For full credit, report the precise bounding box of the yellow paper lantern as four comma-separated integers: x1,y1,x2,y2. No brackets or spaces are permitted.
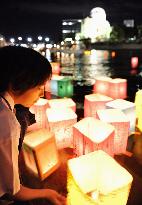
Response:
23,128,60,180
134,89,142,131
67,150,133,205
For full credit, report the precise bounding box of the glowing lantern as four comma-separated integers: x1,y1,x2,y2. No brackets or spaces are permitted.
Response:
131,57,138,69
44,80,51,100
96,109,130,154
93,76,111,96
134,89,142,131
58,77,73,98
67,150,133,205
84,93,113,118
73,117,115,157
50,75,65,96
48,98,76,112
23,129,60,180
106,99,136,134
50,62,61,75
111,51,116,58
109,78,127,99
28,98,49,132
46,108,77,149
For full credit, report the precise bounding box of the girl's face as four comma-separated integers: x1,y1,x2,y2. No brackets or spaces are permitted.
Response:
14,84,45,107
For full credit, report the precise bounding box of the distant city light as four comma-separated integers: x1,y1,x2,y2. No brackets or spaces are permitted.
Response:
45,37,49,42
27,37,32,42
38,36,43,41
18,37,22,41
10,38,15,43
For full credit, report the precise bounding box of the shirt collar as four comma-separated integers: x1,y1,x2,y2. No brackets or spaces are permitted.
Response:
3,92,15,111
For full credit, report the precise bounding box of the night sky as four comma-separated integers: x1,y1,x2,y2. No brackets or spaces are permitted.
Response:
1,0,142,42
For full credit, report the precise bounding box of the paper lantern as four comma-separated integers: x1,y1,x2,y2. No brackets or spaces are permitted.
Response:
58,77,73,98
50,62,61,75
48,98,76,112
67,150,133,205
93,76,111,96
96,109,130,154
46,108,77,149
50,75,65,96
109,78,127,99
84,93,113,118
106,99,136,134
131,57,138,69
73,117,115,157
23,129,60,180
28,98,49,132
44,80,51,100
134,89,142,131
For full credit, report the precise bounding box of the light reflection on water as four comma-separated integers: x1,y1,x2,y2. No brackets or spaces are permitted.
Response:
60,49,142,102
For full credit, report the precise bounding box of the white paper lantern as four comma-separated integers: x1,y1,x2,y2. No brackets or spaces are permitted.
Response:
106,99,136,134
46,108,77,149
67,150,133,205
23,129,60,180
96,109,130,154
48,98,76,112
84,93,113,118
73,117,115,157
28,98,49,132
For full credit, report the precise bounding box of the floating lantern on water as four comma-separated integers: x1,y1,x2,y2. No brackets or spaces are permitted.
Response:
93,76,111,96
28,98,49,132
109,78,127,99
73,117,115,157
67,150,133,205
106,99,136,134
131,57,138,69
23,129,60,180
134,89,142,131
96,109,130,154
58,77,74,98
46,108,77,149
48,98,76,112
50,62,61,75
84,93,113,118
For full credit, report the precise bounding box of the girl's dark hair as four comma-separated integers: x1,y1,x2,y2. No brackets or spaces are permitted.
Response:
0,45,52,94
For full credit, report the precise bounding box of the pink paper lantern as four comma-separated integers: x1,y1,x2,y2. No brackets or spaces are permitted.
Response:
46,108,77,149
23,129,60,180
109,78,127,99
48,98,76,112
50,62,61,75
131,57,138,69
106,99,136,134
44,80,51,100
73,117,115,157
28,98,49,132
84,93,113,118
96,109,130,154
93,76,111,96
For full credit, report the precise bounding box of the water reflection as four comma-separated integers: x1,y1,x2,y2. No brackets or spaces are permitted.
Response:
59,49,142,101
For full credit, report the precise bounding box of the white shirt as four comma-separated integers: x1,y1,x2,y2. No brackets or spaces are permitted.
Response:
0,92,20,197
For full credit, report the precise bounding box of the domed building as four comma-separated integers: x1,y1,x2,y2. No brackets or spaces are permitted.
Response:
77,7,112,42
